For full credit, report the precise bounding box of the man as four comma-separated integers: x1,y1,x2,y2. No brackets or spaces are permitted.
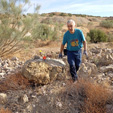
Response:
59,19,87,82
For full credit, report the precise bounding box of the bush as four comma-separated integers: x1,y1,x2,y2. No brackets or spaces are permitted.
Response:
100,20,113,28
87,29,108,43
68,13,72,17
60,79,113,113
0,72,29,92
0,0,40,57
40,13,47,16
49,13,56,17
0,108,12,113
41,18,53,24
59,13,67,16
31,23,62,41
32,24,50,40
107,33,113,42
86,36,91,42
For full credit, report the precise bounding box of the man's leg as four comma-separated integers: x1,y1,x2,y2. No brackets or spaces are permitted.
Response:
69,65,78,81
75,49,82,73
67,51,78,82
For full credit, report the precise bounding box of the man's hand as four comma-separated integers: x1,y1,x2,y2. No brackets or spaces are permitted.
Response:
83,50,88,57
59,53,63,58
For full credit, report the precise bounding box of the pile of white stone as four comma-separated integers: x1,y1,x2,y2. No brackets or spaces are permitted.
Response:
79,47,113,87
0,57,24,79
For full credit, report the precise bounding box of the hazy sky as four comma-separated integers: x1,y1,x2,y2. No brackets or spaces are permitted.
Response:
27,0,113,17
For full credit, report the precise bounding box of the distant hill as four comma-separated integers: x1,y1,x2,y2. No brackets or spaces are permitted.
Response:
40,12,101,17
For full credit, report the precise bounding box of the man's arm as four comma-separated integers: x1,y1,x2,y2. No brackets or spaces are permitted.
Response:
83,40,87,51
83,40,88,56
59,44,65,58
60,44,65,54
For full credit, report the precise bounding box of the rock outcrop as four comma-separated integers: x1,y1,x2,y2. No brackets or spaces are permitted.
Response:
22,58,66,85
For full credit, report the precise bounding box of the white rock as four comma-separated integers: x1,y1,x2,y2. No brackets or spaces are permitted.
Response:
56,101,62,108
0,93,7,104
0,73,5,78
23,94,29,103
100,64,113,72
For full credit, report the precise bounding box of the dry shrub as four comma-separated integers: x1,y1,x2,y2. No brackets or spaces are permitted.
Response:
0,72,30,92
76,79,113,113
61,78,113,113
0,107,12,113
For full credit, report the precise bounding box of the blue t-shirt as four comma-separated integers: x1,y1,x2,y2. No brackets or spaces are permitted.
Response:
62,29,85,51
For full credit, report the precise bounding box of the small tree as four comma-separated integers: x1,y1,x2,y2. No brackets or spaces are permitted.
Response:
0,0,40,57
31,22,63,41
87,29,108,43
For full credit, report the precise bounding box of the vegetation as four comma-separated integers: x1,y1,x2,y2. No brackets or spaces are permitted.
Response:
107,33,113,42
31,22,63,41
0,1,65,57
100,20,113,28
40,13,47,16
0,108,12,113
0,72,29,92
0,0,40,57
87,29,108,43
68,13,72,17
60,79,113,113
59,12,67,16
49,12,56,17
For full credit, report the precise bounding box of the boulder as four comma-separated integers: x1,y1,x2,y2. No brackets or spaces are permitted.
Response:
22,58,66,85
78,62,98,78
100,64,113,73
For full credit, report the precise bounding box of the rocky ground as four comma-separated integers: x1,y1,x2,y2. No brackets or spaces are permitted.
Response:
0,42,113,113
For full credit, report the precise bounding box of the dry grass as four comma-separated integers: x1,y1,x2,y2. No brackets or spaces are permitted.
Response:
0,72,30,92
61,78,113,113
77,79,112,113
106,42,113,48
0,107,12,113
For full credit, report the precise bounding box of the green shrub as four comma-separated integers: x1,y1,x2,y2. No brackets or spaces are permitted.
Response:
68,13,72,17
86,36,91,42
40,13,47,16
22,36,33,42
59,13,67,16
87,29,108,43
73,14,87,17
49,13,56,17
41,18,53,24
0,0,40,57
100,20,113,28
107,33,113,42
32,23,62,41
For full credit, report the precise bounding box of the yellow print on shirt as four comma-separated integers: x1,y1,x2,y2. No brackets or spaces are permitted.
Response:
71,39,79,47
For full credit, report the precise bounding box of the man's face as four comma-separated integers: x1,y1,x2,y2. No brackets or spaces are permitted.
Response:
67,22,75,33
